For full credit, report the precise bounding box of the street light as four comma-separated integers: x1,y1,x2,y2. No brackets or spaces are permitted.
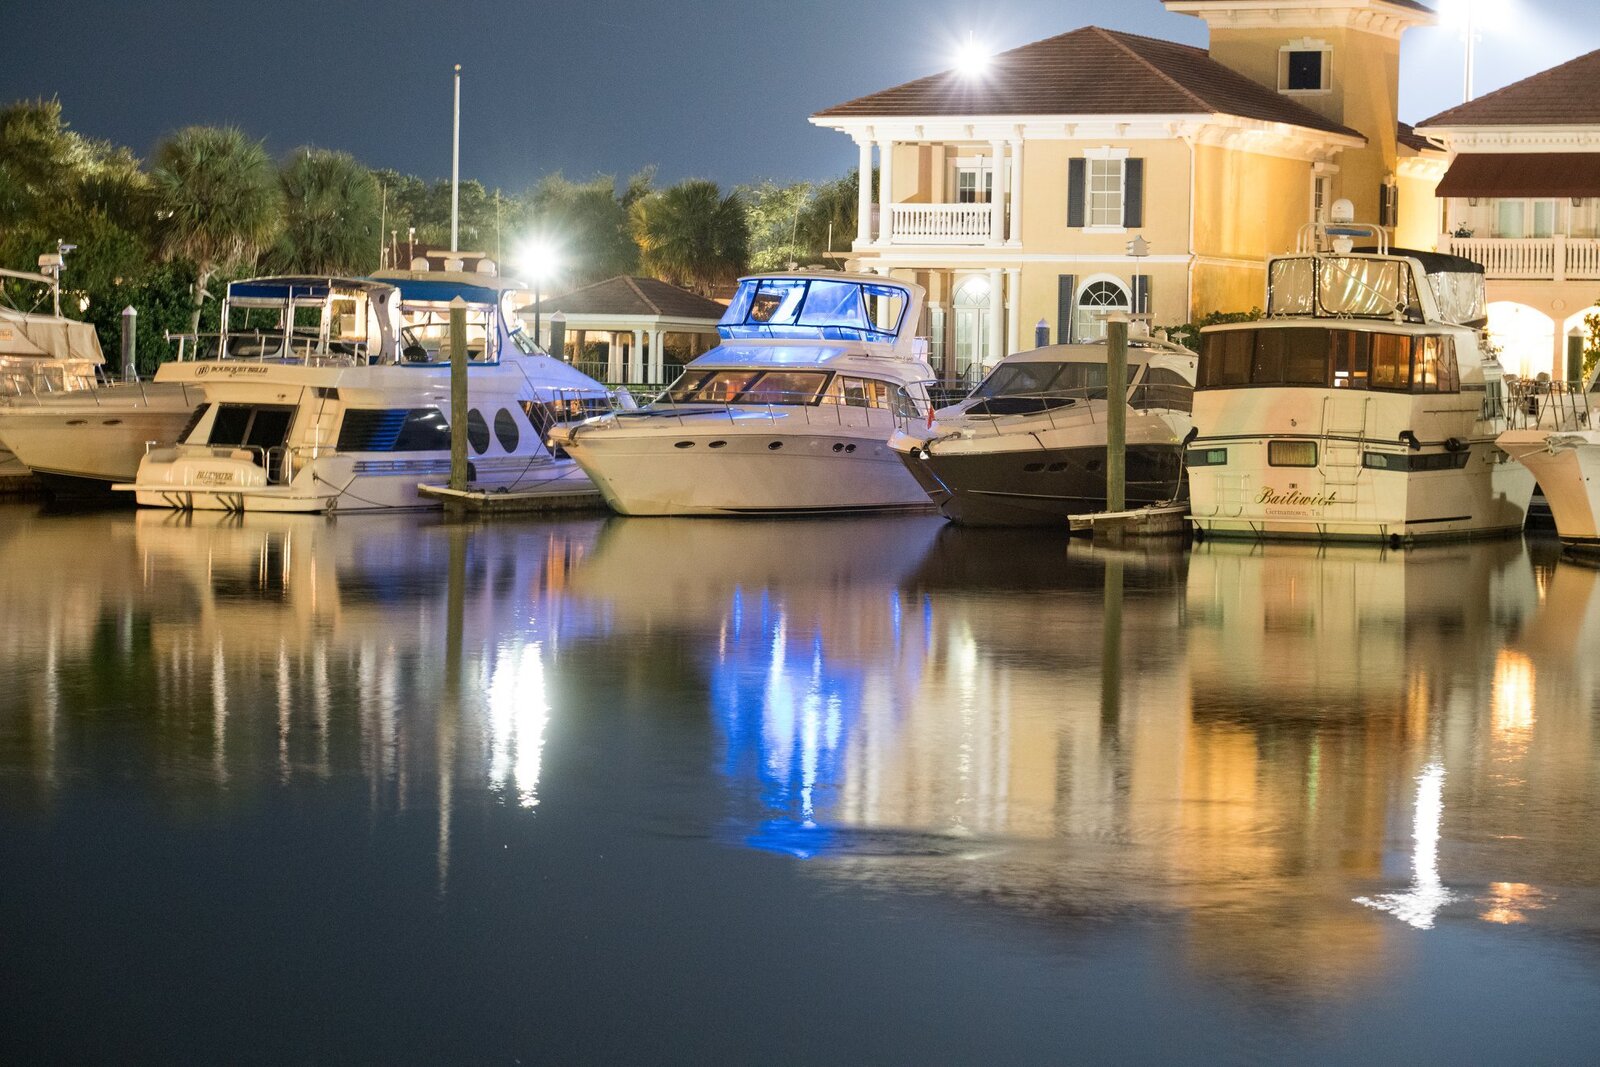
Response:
1444,0,1513,101
518,239,561,348
953,33,991,80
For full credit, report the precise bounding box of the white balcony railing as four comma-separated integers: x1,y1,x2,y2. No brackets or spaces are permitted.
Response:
888,203,998,245
1439,235,1600,281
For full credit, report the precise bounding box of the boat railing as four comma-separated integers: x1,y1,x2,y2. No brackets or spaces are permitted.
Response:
166,329,373,366
639,388,923,432
1505,378,1594,432
940,383,1194,437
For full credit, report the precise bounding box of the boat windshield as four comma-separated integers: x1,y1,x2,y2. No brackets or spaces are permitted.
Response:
1198,327,1460,393
719,278,907,342
974,361,1134,400
397,303,495,364
663,368,832,405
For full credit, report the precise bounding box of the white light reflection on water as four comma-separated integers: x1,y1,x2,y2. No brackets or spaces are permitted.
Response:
1355,762,1455,929
487,642,551,810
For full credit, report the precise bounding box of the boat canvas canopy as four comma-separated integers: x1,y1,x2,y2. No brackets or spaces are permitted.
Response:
0,309,105,365
389,279,507,307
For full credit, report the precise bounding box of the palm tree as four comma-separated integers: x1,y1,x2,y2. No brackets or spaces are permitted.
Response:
151,126,282,334
268,148,380,275
630,179,749,296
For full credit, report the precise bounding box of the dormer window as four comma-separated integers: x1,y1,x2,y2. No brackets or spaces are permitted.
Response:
1279,39,1331,94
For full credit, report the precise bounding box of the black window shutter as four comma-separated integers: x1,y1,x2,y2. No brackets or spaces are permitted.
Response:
1133,275,1152,316
1057,275,1077,344
1067,159,1086,229
1124,159,1145,229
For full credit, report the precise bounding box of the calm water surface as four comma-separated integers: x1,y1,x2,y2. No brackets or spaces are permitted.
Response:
1,503,1599,1064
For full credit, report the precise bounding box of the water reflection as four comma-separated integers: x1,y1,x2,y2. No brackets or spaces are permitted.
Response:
1,504,1599,1013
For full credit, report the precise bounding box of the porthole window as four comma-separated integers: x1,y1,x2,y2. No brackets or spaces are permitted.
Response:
493,408,519,452
1023,462,1045,473
674,441,695,449
768,441,784,451
466,409,490,455
832,443,845,453
708,440,728,449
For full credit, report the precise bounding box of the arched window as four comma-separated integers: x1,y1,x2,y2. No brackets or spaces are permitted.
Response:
953,276,992,381
1075,279,1130,342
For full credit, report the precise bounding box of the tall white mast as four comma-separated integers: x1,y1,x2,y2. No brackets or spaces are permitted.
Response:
451,64,461,253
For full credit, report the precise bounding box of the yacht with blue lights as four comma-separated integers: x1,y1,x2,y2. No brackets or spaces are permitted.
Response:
1186,204,1534,542
550,271,938,515
122,267,608,512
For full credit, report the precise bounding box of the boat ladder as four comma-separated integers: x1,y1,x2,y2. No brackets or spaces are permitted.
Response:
1321,395,1372,521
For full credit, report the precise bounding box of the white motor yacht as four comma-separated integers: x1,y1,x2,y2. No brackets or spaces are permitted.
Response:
550,271,937,516
0,265,130,483
889,333,1196,526
1186,208,1533,543
1497,369,1600,552
122,269,607,513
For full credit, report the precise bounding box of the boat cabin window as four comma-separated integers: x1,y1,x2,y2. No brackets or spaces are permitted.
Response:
1199,328,1458,393
206,404,296,450
719,278,908,341
1137,367,1194,412
974,361,1133,400
829,377,893,409
665,368,832,405
336,408,453,452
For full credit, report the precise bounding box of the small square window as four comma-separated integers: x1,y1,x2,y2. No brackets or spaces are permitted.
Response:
1281,48,1328,92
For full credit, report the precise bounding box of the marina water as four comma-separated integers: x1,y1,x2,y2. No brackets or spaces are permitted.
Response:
2,504,1599,1063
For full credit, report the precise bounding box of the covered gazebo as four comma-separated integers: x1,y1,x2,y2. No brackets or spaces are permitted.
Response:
518,276,725,386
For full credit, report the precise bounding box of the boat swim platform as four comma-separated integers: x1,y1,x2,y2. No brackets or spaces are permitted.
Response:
1069,503,1191,544
417,482,609,515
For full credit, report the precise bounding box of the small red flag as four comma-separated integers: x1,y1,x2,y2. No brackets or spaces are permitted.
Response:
925,403,936,429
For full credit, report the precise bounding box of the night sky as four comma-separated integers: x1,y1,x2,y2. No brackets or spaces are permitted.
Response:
6,1,1596,192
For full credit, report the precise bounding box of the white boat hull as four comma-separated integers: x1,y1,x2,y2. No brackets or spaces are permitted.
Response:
556,419,932,516
1499,429,1600,546
1188,439,1533,542
129,452,591,513
0,383,198,487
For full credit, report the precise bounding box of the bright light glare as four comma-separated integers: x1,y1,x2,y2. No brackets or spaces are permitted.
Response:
1440,0,1515,33
953,34,991,79
518,238,561,282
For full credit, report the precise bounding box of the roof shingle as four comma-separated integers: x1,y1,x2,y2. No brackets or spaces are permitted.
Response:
1417,48,1600,127
523,276,726,320
813,26,1363,141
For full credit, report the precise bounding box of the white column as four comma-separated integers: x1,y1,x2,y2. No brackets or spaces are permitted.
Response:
607,332,622,382
989,139,1007,247
1007,138,1024,246
631,330,645,382
650,329,664,383
876,138,894,244
987,268,1004,367
855,138,874,247
1006,268,1021,356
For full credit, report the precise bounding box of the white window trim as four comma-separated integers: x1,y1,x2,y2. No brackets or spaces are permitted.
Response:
950,154,1000,204
1083,147,1129,233
1074,272,1133,341
1279,38,1332,96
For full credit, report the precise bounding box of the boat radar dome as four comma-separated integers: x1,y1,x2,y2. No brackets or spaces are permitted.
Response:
1330,198,1356,225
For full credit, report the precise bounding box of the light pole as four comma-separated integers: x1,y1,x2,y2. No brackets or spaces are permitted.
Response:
519,240,560,350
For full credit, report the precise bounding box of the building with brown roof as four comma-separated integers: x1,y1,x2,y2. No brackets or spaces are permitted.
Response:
810,0,1442,381
1417,48,1600,379
518,275,726,385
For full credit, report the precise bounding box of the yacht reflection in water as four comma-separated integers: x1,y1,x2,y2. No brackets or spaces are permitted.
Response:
0,507,607,892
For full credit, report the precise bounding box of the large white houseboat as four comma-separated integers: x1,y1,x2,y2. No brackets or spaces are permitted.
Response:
1186,210,1533,543
550,272,937,515
888,333,1196,526
122,271,606,513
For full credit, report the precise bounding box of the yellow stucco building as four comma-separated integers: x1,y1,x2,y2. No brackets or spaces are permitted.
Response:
811,0,1444,382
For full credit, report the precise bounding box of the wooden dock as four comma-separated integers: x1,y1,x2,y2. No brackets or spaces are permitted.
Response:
417,483,609,515
1070,503,1191,544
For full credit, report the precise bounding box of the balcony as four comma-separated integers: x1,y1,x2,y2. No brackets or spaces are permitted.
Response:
1438,235,1600,282
886,203,1001,245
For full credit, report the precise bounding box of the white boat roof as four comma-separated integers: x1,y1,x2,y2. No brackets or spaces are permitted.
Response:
685,341,932,381
371,269,533,296
0,307,105,365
